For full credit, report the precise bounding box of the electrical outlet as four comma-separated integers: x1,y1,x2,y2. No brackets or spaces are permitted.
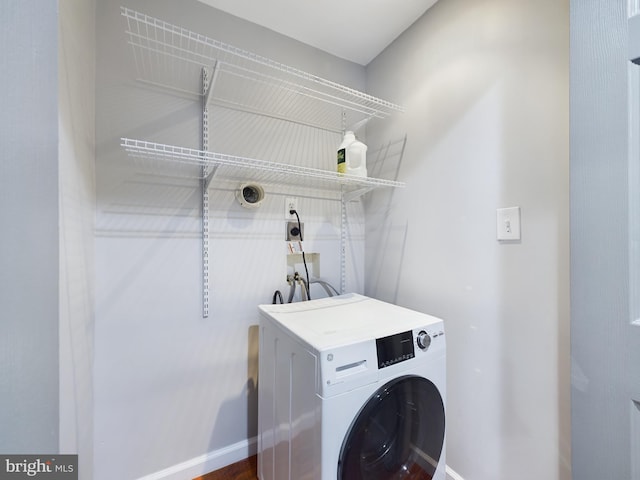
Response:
285,197,298,218
286,221,304,241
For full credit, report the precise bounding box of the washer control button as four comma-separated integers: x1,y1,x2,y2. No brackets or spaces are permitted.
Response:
416,330,431,350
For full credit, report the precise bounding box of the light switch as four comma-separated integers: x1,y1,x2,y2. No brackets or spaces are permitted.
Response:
497,207,521,241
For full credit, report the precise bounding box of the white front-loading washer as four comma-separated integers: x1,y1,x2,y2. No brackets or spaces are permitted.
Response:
258,293,446,480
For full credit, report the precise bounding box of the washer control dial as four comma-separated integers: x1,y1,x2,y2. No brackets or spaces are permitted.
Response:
416,330,431,350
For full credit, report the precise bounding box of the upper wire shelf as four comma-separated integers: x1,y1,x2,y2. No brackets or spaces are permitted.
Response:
121,7,404,133
121,138,405,198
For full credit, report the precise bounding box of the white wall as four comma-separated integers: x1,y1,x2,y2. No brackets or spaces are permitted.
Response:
94,1,365,478
0,0,60,453
365,0,570,479
59,0,96,478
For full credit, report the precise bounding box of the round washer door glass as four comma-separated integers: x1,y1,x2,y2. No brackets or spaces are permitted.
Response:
338,375,445,480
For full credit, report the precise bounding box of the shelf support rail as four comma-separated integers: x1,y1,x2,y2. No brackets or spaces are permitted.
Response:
340,195,347,295
202,68,212,318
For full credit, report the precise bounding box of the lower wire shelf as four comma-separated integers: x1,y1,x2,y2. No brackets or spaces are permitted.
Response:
120,137,405,198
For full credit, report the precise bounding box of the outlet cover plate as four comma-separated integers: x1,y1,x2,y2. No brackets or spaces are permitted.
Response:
285,197,298,219
286,221,304,241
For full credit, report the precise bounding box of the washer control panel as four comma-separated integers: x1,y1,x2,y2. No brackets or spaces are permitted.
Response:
375,325,445,370
376,330,415,369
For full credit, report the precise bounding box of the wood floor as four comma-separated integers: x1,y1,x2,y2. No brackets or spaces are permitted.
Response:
193,455,258,480
193,454,437,479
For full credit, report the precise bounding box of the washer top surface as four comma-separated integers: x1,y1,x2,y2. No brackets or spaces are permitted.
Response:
259,293,443,351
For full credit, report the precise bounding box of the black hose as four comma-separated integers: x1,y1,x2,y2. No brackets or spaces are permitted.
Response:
272,290,284,304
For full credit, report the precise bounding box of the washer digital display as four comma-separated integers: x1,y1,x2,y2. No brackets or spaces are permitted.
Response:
376,330,415,369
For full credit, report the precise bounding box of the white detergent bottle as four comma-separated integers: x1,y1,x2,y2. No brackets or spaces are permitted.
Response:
337,131,355,174
346,137,367,177
337,131,367,177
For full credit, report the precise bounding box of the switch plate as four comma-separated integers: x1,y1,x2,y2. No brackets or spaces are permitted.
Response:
496,207,521,241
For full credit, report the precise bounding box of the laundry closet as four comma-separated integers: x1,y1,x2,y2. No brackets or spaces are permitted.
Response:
6,0,570,479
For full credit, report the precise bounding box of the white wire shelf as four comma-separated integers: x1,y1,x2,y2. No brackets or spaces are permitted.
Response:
121,7,404,133
121,138,405,197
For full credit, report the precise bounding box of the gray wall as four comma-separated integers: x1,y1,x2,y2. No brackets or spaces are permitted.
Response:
570,0,631,478
365,0,570,478
0,0,60,453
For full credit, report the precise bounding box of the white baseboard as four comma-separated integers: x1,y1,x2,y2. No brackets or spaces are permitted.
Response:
446,464,465,480
135,437,258,480
136,438,461,480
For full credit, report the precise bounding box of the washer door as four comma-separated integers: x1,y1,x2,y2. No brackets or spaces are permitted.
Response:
337,375,445,480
